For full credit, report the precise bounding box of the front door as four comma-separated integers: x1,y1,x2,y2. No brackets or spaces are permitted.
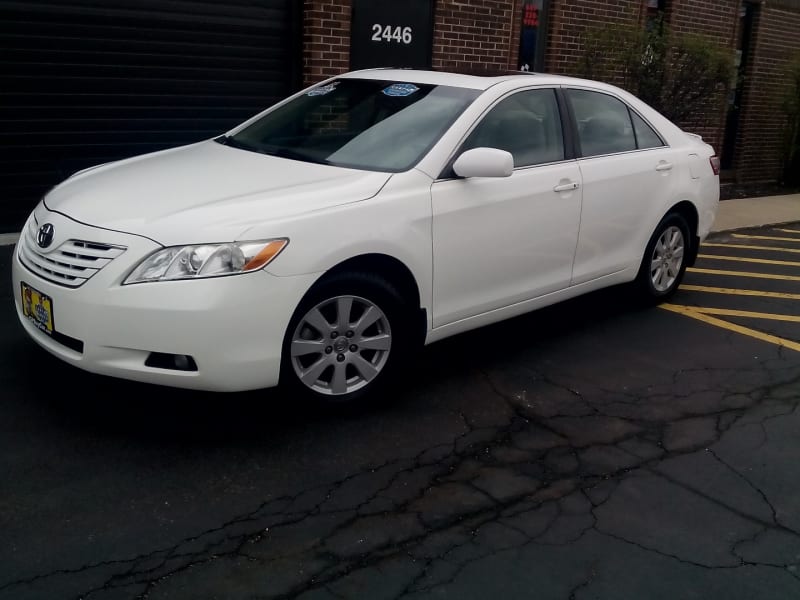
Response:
431,88,582,328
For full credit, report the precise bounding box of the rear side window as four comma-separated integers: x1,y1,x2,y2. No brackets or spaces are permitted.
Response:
568,89,637,157
461,89,564,168
631,111,665,149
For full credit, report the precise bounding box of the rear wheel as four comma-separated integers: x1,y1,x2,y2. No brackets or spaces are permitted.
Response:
636,213,691,302
281,272,412,405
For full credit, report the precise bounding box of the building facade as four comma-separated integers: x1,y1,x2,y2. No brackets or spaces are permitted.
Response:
305,0,800,185
2,0,799,232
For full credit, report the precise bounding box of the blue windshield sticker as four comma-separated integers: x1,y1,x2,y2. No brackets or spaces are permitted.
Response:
382,83,419,97
307,82,339,97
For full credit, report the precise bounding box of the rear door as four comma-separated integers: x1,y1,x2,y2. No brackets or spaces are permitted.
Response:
566,88,681,285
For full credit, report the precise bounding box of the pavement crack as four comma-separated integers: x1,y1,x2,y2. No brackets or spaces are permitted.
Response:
706,448,790,532
567,562,598,600
594,528,735,570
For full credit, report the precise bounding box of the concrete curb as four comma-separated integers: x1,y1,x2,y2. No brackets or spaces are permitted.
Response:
710,194,800,232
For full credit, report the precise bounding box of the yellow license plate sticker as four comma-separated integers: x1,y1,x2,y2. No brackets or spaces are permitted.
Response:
21,282,54,335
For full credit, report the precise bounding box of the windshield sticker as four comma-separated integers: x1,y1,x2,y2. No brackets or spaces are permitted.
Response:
382,83,419,97
307,82,339,97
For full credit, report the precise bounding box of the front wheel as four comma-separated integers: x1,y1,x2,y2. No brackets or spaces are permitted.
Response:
280,272,412,405
635,213,691,303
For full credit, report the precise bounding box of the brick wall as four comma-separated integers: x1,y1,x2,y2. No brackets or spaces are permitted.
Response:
735,4,800,181
669,0,738,39
303,0,520,84
544,0,642,77
431,0,516,73
303,0,351,86
666,0,739,161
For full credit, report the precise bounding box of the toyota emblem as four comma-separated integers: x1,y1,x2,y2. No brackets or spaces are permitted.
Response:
36,223,55,248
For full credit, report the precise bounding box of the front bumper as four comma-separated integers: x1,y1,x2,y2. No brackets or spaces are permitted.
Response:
12,209,318,392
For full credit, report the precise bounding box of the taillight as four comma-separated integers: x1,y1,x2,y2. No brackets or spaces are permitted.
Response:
709,156,721,176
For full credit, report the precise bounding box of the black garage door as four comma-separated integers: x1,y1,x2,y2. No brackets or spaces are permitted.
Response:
0,0,301,233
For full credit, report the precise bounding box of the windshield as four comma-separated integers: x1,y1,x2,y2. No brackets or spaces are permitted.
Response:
219,79,481,172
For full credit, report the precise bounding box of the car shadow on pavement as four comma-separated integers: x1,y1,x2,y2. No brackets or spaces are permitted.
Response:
416,283,645,383
19,283,644,445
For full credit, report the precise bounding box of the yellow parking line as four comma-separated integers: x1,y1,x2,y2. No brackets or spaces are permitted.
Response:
661,304,800,353
697,254,800,267
681,285,800,300
691,307,800,323
702,243,800,255
777,229,800,235
688,268,800,282
732,233,800,243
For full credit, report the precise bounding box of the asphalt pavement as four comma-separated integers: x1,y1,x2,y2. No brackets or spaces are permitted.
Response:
1,223,800,599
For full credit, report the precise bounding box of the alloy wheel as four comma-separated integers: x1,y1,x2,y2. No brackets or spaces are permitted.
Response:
290,295,392,395
650,225,685,293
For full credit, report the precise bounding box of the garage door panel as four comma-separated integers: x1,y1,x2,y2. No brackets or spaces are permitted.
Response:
0,0,297,233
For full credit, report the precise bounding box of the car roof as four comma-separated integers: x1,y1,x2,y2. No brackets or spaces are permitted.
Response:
339,68,589,90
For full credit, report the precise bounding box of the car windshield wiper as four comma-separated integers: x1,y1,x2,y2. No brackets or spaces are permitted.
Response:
262,147,331,166
215,135,261,153
216,136,331,166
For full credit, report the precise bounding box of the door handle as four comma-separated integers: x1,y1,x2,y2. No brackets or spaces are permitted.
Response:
655,161,674,172
553,181,580,192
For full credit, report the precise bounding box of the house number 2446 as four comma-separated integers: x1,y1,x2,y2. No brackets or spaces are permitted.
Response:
371,24,413,44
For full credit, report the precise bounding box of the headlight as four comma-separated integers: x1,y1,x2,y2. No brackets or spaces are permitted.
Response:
123,239,288,284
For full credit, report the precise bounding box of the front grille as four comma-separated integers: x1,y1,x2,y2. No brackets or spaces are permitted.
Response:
18,218,126,288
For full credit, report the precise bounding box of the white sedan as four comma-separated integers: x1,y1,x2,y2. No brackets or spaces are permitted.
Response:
12,69,719,402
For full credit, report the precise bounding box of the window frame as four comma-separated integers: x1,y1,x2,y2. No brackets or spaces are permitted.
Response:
627,106,666,150
561,87,668,160
438,86,574,180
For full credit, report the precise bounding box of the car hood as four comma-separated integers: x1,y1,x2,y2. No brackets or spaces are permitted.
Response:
44,140,392,246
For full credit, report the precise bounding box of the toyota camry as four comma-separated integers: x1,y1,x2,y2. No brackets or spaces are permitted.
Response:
12,69,720,403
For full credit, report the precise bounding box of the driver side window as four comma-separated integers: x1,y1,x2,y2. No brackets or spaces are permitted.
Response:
461,89,564,168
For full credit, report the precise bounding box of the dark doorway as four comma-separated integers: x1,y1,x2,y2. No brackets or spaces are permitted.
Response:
517,0,550,72
721,2,755,170
350,0,435,70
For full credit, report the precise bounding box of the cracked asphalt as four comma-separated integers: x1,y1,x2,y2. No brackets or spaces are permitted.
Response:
2,224,800,600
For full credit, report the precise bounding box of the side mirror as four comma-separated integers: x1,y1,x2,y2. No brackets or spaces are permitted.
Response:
452,147,514,179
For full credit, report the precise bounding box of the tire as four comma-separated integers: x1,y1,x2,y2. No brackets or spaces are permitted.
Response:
280,271,413,406
635,212,691,303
